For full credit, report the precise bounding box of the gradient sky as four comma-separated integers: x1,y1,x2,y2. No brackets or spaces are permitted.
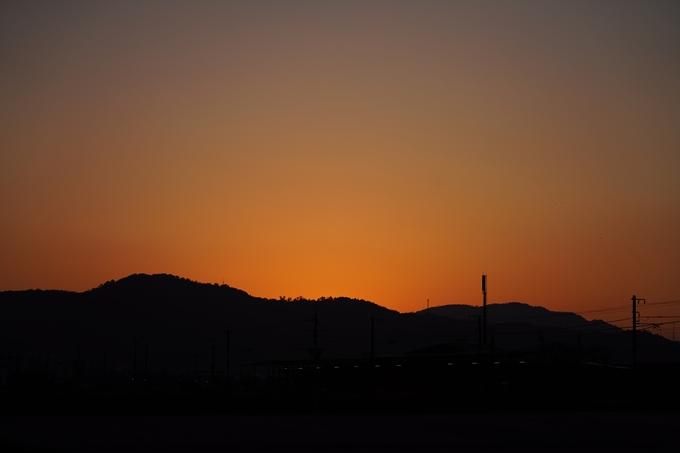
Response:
1,1,679,324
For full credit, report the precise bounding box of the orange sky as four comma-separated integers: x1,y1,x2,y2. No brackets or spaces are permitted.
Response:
1,1,679,327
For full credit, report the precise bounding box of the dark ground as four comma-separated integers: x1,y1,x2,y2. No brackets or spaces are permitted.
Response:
2,412,680,452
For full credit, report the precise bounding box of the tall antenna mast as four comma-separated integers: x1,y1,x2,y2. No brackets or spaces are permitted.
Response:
482,274,487,345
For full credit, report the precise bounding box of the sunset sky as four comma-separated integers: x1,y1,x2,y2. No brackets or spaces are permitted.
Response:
1,1,679,323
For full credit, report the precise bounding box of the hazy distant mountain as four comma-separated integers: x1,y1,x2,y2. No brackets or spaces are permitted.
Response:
1,274,678,375
420,302,620,332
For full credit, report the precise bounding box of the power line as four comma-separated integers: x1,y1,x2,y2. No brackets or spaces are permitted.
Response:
575,299,680,317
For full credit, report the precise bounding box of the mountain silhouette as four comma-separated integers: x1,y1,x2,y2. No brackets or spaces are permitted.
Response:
420,302,620,331
1,273,679,387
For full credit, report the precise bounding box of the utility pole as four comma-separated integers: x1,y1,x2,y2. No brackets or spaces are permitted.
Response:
632,295,645,396
371,316,375,360
211,339,215,387
632,295,646,368
226,330,231,385
469,315,482,357
632,295,636,367
478,316,482,357
313,306,319,415
313,308,319,362
145,345,148,390
133,339,137,387
482,274,488,345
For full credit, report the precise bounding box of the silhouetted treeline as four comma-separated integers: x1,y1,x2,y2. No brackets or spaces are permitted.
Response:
1,273,679,405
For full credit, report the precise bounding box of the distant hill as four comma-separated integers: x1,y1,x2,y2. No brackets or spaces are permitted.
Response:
420,302,621,332
1,274,678,380
0,274,460,375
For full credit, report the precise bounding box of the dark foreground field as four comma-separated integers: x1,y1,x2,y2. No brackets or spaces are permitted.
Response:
2,412,680,452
